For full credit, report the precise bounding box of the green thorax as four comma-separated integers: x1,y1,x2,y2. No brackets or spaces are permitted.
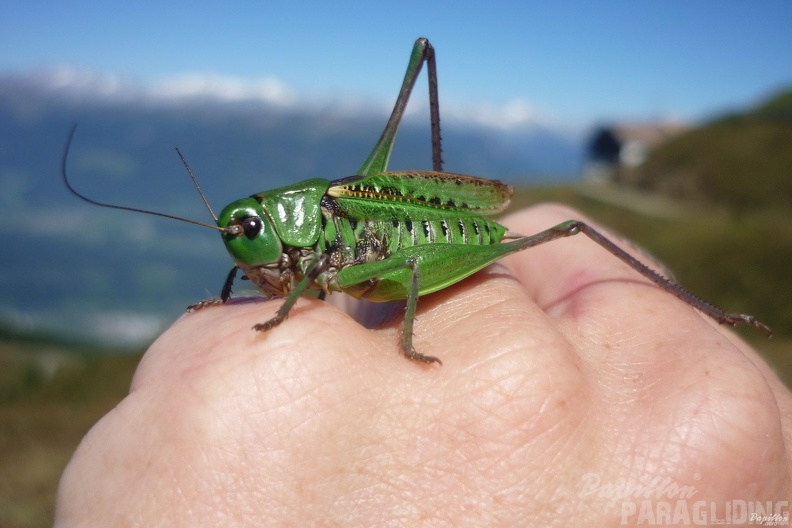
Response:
216,178,330,269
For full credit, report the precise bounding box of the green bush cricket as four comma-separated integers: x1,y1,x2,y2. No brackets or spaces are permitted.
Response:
62,38,771,365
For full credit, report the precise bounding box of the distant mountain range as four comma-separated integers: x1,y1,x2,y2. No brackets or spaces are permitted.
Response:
0,71,583,345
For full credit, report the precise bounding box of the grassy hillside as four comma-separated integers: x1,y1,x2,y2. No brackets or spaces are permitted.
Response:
0,336,141,528
633,88,792,210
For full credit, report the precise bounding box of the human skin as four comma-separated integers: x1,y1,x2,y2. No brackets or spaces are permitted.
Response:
55,205,792,527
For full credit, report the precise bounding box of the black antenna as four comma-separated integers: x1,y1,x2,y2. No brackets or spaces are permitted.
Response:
62,125,228,233
175,146,218,222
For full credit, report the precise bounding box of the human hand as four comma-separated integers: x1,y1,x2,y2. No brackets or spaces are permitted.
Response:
55,205,792,526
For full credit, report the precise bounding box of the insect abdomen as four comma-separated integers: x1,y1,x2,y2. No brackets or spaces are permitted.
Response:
319,193,508,274
389,213,504,252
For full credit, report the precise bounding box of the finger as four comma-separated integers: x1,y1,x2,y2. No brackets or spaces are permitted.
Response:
131,297,382,391
495,204,769,389
498,204,722,338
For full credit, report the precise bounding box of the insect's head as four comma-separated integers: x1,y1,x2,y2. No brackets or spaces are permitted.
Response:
217,198,282,268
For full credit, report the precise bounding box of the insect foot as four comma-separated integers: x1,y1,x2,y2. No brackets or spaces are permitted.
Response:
718,313,773,337
252,315,286,333
404,347,443,366
186,299,225,312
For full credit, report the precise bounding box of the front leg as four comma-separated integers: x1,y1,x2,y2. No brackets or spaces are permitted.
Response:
187,266,239,312
252,255,330,332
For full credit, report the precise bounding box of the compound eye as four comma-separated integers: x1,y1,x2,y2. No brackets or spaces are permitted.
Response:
240,216,262,239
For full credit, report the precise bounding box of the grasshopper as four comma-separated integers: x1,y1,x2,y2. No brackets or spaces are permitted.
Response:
63,38,771,364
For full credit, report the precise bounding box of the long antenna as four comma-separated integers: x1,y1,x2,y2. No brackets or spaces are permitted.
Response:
175,146,218,223
62,125,227,233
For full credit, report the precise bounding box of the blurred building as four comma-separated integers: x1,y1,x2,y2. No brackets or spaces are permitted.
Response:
584,123,690,183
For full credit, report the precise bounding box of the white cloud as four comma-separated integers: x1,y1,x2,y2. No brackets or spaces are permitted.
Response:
38,65,296,107
395,94,569,133
33,66,575,132
46,66,128,97
443,98,544,130
151,73,296,106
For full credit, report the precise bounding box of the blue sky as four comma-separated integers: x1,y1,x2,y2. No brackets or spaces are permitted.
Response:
2,1,791,127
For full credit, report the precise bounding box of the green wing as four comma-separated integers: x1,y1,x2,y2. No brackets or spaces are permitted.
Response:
328,171,513,214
